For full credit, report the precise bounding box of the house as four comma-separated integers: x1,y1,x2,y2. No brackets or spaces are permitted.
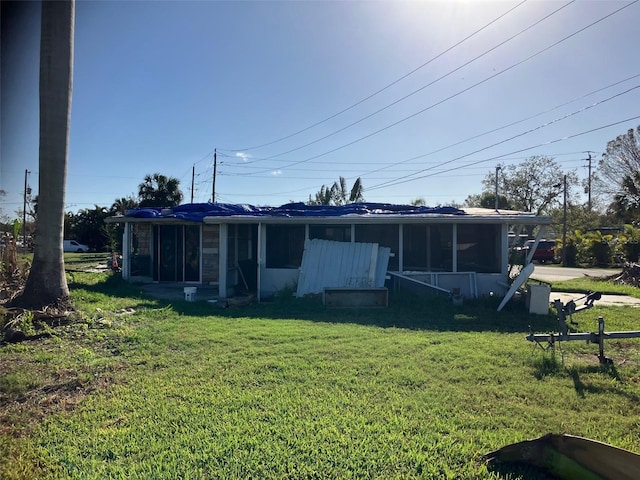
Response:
105,202,551,301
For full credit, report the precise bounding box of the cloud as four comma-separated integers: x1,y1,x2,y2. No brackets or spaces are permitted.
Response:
271,170,282,176
235,152,251,162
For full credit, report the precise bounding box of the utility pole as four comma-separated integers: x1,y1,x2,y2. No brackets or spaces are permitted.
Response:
212,149,217,203
22,169,30,242
494,165,501,211
586,152,593,211
190,165,195,203
562,174,567,267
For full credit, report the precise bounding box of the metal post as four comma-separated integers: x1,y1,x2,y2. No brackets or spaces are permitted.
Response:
190,165,195,203
494,166,501,211
587,153,592,211
562,174,567,266
596,316,612,364
22,169,30,244
212,149,217,203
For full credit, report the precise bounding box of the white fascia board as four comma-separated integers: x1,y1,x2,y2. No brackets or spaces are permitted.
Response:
202,214,551,226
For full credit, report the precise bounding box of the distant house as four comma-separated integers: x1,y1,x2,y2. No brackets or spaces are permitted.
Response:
106,202,551,301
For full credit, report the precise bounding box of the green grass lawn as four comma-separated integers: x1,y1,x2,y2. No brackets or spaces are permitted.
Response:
1,261,639,479
549,276,640,298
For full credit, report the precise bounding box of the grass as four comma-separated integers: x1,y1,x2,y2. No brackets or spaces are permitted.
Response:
548,276,640,298
1,258,639,479
527,263,640,297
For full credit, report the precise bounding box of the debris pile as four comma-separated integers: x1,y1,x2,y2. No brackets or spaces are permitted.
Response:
1,238,28,303
609,262,640,288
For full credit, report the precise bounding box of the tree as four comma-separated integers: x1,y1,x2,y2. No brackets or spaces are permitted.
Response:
65,206,111,252
16,1,74,308
110,196,138,215
609,172,640,224
138,173,183,207
549,204,605,239
0,190,10,224
482,156,577,215
597,125,640,222
309,185,334,206
308,177,364,206
349,177,364,203
464,192,513,210
107,196,139,251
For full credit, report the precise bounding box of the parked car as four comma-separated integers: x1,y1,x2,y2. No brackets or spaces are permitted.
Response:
523,239,557,263
63,240,90,253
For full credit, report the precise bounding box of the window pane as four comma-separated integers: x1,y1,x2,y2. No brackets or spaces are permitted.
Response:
184,225,200,282
159,225,178,281
430,224,452,272
403,224,453,272
355,224,399,270
457,224,500,273
403,225,427,271
266,225,305,268
309,224,351,242
130,224,151,276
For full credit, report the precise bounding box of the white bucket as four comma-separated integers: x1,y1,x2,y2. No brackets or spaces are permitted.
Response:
184,287,197,302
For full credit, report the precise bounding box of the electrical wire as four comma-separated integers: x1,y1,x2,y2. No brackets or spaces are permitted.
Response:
217,79,639,183
238,0,576,162
211,73,640,175
352,75,640,179
355,83,640,187
219,0,636,177
217,0,529,152
367,115,640,191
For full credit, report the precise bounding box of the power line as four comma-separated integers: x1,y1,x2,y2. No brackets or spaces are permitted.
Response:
367,115,640,191
351,74,640,179
217,0,529,152
357,83,640,187
226,0,637,175
216,79,638,189
219,0,575,165
211,62,640,173
238,0,576,162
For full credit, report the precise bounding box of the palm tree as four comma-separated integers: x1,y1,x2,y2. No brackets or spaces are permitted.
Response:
110,196,139,215
308,177,364,206
17,0,74,308
349,177,364,203
138,173,184,207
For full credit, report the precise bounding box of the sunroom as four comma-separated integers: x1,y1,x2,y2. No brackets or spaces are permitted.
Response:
109,203,550,301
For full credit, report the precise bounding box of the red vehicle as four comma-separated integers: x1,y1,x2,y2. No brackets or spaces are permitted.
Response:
524,240,557,263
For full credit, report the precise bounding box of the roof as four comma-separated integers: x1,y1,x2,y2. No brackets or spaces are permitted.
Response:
106,202,551,225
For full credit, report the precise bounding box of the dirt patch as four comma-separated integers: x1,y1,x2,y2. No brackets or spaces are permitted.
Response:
0,344,124,438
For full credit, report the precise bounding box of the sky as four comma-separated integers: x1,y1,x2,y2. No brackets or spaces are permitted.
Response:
2,0,640,217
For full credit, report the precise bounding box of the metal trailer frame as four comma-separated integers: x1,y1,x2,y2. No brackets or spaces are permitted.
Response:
526,293,640,364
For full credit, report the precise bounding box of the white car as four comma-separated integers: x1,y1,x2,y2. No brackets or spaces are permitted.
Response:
63,240,90,253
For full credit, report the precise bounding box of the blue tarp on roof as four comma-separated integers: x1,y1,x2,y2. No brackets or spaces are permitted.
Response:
124,202,466,222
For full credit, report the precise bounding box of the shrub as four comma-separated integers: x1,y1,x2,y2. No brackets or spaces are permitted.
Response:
563,240,577,267
624,240,640,262
589,239,613,266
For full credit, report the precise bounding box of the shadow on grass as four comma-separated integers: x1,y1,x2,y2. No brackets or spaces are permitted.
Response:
567,365,639,402
67,272,161,312
530,353,639,401
532,353,563,380
486,462,556,480
68,273,560,334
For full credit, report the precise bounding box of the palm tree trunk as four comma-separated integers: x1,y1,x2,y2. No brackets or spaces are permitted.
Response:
17,0,74,308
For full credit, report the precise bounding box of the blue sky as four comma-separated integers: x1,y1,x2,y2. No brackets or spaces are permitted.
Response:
2,0,640,216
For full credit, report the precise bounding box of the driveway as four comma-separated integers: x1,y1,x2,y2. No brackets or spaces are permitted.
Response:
530,265,620,283
529,265,640,307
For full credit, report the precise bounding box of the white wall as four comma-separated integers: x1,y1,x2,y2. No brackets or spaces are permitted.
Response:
259,268,300,299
